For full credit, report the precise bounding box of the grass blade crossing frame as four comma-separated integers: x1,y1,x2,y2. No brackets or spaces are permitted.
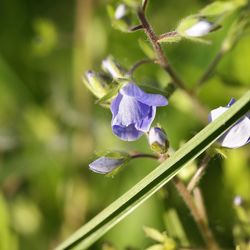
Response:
56,91,250,250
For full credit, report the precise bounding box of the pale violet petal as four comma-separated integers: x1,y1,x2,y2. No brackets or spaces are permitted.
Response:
110,93,122,118
112,124,144,141
209,106,228,122
89,157,124,174
219,116,250,148
135,106,156,132
112,95,150,126
120,83,168,107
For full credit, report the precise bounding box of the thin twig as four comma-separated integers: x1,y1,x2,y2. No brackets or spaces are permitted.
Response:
173,177,220,250
187,154,211,192
128,58,155,76
196,50,224,89
142,0,149,12
129,24,144,32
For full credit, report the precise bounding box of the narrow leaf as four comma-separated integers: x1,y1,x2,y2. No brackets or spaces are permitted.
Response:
56,91,250,250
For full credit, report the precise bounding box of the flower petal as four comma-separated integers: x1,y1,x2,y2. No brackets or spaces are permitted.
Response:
112,124,144,141
185,20,213,37
120,83,168,107
89,157,124,174
112,95,150,126
218,116,250,148
110,93,122,117
208,106,228,122
227,98,236,107
135,106,156,132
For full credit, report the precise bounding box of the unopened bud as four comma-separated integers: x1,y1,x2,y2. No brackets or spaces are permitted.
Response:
83,70,110,98
89,152,129,175
185,20,214,37
148,127,169,154
102,56,126,80
115,4,128,20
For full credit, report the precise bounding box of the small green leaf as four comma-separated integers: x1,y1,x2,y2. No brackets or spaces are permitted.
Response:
138,38,155,59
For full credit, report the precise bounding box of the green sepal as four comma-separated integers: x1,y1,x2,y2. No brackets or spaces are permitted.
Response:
157,32,182,44
82,71,111,99
104,151,131,178
176,16,212,44
95,82,123,105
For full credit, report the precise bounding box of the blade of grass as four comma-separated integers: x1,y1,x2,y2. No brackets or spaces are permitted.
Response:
56,91,250,250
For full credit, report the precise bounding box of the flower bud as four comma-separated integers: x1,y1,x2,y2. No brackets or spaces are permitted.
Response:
148,127,169,154
89,152,129,175
114,4,128,20
184,20,214,37
102,56,126,80
83,70,110,98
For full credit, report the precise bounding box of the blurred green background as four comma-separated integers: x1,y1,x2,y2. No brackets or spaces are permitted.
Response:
0,0,249,249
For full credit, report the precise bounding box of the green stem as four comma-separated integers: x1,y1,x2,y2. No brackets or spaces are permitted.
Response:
196,50,224,89
128,58,155,77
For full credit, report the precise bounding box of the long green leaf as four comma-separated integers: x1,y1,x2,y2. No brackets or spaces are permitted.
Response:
56,91,250,250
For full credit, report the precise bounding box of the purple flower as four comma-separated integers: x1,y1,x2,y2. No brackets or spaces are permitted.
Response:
110,83,168,141
209,98,250,148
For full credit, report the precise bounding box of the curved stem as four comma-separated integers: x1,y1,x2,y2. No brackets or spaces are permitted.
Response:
128,58,155,76
196,50,224,89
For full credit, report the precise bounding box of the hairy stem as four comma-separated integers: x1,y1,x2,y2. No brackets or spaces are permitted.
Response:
187,153,211,192
173,177,220,250
137,8,208,124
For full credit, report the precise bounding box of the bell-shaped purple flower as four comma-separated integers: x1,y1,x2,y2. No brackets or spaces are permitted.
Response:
209,98,250,148
110,83,168,141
